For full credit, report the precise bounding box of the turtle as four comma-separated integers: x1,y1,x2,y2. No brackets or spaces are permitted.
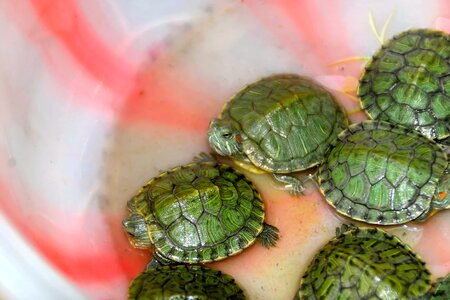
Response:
432,273,450,300
357,28,450,145
128,264,246,300
208,74,348,195
317,120,449,225
298,225,433,299
122,156,279,267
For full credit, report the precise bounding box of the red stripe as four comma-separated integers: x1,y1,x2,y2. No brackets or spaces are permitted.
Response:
3,0,212,132
0,161,146,284
28,0,135,95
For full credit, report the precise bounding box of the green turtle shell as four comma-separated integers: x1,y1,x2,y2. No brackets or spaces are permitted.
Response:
318,120,448,225
358,29,450,144
128,265,246,300
299,226,432,299
126,161,268,263
218,74,348,172
432,273,450,300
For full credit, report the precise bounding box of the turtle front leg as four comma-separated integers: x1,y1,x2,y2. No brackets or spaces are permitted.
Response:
146,251,176,270
257,223,280,248
146,258,162,270
272,173,305,196
193,152,218,163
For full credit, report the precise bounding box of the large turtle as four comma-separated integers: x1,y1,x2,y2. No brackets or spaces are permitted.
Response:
128,265,246,300
208,74,348,194
318,120,449,225
122,157,279,266
298,225,433,299
357,29,450,145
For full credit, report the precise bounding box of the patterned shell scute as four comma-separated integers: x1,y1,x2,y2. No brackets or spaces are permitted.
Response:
221,74,348,172
128,265,246,300
299,227,432,299
358,29,450,143
318,120,448,225
133,162,265,263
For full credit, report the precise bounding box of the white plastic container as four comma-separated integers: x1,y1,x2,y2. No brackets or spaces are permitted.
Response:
0,1,448,299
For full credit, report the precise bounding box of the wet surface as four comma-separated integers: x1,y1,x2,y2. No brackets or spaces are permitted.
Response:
0,1,449,299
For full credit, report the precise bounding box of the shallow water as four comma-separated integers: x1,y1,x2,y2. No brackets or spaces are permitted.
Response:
0,1,449,299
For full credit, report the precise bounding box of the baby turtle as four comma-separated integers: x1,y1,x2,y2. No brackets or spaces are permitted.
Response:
298,225,432,299
358,29,450,145
128,265,246,299
318,120,449,225
208,74,348,194
432,273,450,300
123,157,279,266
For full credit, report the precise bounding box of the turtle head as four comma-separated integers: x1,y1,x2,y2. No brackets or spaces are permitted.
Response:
122,213,152,249
207,119,243,157
432,166,450,210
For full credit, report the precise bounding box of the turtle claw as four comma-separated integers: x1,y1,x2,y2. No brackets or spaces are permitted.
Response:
289,185,304,196
335,223,357,237
272,173,305,196
193,152,217,163
146,258,162,270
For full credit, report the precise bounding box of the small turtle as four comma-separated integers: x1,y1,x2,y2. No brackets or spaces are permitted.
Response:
432,273,450,300
318,120,449,225
298,225,433,299
208,74,348,194
128,265,246,300
122,156,279,266
358,29,450,145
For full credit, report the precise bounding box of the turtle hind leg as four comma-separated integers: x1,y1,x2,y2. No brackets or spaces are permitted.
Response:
272,173,305,195
258,223,279,248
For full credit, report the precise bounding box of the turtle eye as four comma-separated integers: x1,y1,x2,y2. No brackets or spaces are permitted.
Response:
222,133,233,139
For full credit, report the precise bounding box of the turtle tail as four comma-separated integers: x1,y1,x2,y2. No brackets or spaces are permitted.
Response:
258,223,280,248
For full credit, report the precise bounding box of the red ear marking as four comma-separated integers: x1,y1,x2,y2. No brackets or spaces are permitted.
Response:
439,192,447,200
236,135,243,143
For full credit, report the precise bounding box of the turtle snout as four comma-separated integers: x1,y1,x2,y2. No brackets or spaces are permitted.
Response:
207,120,225,155
122,214,152,249
207,119,241,157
